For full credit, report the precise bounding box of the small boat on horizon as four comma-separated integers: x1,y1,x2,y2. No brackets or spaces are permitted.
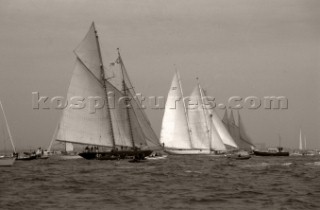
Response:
253,147,289,156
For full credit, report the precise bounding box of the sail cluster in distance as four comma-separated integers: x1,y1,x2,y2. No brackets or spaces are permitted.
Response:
52,22,254,153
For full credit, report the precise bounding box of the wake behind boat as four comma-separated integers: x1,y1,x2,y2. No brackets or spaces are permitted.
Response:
79,147,152,160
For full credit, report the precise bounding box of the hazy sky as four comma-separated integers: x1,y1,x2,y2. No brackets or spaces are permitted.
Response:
0,0,319,150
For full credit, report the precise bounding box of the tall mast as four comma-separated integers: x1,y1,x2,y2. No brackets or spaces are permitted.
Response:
93,22,116,148
0,101,16,153
117,48,135,148
197,78,211,148
176,70,192,146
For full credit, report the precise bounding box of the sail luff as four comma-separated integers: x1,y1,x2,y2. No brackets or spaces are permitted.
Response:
222,109,229,130
198,82,211,148
304,135,307,150
188,86,210,149
0,101,15,153
118,50,135,148
48,122,59,152
177,71,192,146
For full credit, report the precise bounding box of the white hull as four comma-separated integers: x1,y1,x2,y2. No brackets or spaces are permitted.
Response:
0,157,15,166
49,154,82,160
145,155,168,160
164,148,210,155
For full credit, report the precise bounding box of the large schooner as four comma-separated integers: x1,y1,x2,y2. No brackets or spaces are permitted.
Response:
54,22,160,160
160,72,237,154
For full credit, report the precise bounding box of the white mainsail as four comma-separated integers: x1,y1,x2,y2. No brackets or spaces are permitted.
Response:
299,129,303,150
0,101,16,154
187,86,210,149
55,58,114,147
160,72,192,149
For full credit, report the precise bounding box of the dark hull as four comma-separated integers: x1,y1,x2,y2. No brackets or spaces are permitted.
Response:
253,150,289,156
228,155,251,160
16,155,37,161
79,150,153,160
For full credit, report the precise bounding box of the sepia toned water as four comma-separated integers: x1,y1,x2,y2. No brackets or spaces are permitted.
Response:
1,155,320,210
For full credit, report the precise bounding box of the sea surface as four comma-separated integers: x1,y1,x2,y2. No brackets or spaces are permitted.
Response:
1,155,320,210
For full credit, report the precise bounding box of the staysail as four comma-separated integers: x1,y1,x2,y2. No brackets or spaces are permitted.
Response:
201,90,237,149
187,86,210,149
199,90,226,151
108,53,161,149
237,111,255,150
160,72,192,149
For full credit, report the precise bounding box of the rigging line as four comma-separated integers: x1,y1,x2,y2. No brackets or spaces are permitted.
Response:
197,78,211,148
176,69,193,148
118,49,135,148
93,23,116,148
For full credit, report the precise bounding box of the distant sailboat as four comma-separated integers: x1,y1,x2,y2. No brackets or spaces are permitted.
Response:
160,72,202,154
160,74,230,154
299,129,304,150
0,101,16,166
54,22,160,160
222,109,255,150
253,134,289,156
201,89,232,152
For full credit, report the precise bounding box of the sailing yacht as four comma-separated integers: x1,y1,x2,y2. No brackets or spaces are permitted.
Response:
160,71,201,154
160,73,231,154
0,101,16,166
222,109,255,151
53,22,160,160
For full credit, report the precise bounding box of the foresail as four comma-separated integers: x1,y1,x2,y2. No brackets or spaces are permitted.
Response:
201,94,237,148
222,109,229,129
55,59,114,147
209,118,226,151
228,110,241,149
238,111,255,149
108,58,160,149
160,72,191,149
187,86,210,149
107,82,139,148
74,23,103,82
